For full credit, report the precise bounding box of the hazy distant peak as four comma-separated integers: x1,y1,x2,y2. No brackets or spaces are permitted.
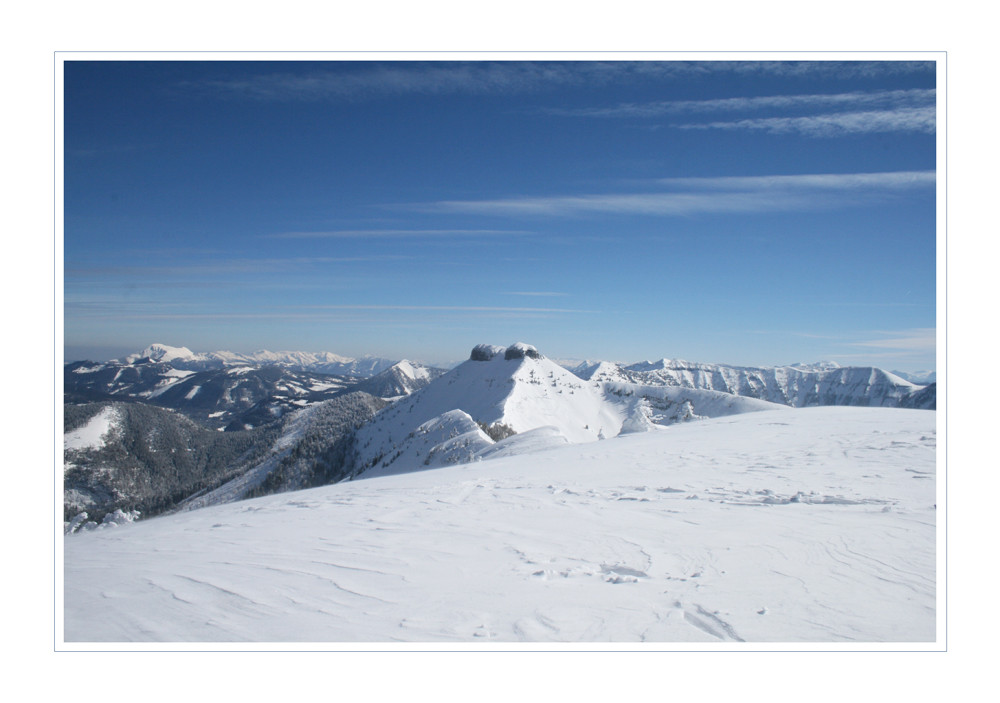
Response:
125,343,197,364
786,360,842,372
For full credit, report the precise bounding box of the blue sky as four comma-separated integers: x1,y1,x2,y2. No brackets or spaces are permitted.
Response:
63,59,937,370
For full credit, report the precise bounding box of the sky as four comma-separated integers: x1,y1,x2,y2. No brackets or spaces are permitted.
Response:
62,58,938,370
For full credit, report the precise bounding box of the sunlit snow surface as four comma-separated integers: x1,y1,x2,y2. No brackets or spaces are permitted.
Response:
63,406,120,452
63,407,936,644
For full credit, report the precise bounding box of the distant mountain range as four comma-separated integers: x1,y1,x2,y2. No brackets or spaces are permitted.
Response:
66,344,444,431
569,357,933,409
121,342,400,377
64,342,935,524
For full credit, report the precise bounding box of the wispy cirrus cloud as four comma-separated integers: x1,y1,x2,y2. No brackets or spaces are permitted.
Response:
304,304,597,313
419,170,935,218
656,171,935,191
186,63,676,101
65,256,410,279
66,302,600,320
263,229,531,239
850,328,936,351
181,61,935,102
678,106,935,136
544,88,935,118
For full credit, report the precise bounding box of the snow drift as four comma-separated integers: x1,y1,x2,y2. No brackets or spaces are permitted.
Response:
63,406,937,643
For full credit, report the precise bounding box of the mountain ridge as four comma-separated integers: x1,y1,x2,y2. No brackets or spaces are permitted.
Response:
64,340,936,521
119,342,399,377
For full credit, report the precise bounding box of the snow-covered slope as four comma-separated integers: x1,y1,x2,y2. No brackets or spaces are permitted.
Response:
175,392,388,510
63,402,281,519
66,360,375,430
350,343,789,479
353,359,444,399
124,343,199,364
63,406,937,643
63,405,121,452
351,344,627,477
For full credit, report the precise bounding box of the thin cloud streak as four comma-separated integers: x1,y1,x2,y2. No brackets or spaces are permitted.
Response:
183,62,934,102
656,171,936,191
188,63,680,101
544,89,935,118
678,106,936,136
851,329,936,351
264,229,531,239
421,171,935,218
304,304,599,313
65,256,409,278
67,305,601,321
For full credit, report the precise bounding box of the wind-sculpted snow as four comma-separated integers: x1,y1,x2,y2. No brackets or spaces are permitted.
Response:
360,410,496,479
63,407,936,643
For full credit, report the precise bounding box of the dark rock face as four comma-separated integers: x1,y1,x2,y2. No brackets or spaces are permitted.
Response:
898,382,936,410
504,343,542,361
470,344,504,361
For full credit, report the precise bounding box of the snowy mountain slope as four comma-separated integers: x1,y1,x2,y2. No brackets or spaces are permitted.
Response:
63,406,937,643
573,357,929,408
64,359,195,402
124,343,200,364
66,361,368,430
63,405,122,452
350,344,628,478
570,360,633,384
352,359,445,399
350,343,790,479
63,402,280,520
605,383,789,433
898,382,937,410
176,392,387,510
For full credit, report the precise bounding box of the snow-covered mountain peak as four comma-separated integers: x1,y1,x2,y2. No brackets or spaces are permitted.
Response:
391,359,427,380
571,360,630,383
126,343,197,364
351,343,625,477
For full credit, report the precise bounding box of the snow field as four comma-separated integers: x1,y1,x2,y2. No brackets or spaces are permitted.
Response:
63,407,936,643
64,406,120,452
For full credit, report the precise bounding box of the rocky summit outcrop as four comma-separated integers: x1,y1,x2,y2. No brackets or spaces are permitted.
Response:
503,342,543,360
469,343,543,361
470,344,506,361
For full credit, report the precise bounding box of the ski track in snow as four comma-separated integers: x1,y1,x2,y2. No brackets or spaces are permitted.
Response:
64,407,936,643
